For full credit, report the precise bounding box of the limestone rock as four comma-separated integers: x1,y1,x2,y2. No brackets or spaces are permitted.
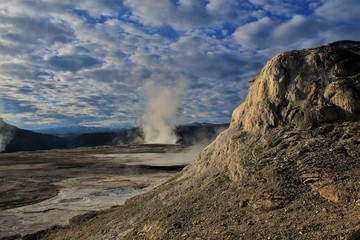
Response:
231,40,360,132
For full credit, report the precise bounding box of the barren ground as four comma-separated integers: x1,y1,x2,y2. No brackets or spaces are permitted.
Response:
0,144,194,239
25,123,360,240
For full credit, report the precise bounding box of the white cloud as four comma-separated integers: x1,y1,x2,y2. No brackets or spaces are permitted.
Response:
76,0,124,17
271,15,320,45
233,17,275,49
0,0,359,129
234,15,321,52
315,0,360,23
248,0,308,17
233,3,360,57
124,0,255,29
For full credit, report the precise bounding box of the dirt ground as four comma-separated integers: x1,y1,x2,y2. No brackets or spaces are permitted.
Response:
0,144,194,239
25,122,360,240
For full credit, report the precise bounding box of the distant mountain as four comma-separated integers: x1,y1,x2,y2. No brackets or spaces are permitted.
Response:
175,123,228,145
182,122,214,126
35,125,119,136
0,119,68,153
0,119,229,153
70,127,143,147
69,123,229,147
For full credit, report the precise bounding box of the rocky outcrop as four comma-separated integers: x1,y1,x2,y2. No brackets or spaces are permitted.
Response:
231,40,360,132
184,41,360,183
31,41,360,239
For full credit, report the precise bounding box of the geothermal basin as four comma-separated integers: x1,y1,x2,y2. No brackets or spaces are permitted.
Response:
0,144,197,238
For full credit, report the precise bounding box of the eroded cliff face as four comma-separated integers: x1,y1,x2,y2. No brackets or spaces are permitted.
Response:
185,40,360,183
231,40,360,132
32,41,360,240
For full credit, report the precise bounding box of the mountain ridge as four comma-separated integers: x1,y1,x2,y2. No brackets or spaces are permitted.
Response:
0,118,68,153
0,120,228,153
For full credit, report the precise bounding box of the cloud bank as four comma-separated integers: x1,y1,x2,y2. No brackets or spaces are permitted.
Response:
0,0,358,130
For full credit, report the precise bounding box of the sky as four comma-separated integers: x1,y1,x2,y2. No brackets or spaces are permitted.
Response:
0,0,359,130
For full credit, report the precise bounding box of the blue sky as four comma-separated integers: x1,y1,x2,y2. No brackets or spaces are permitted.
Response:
0,0,359,130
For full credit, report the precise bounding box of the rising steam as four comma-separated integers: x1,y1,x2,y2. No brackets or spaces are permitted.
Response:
141,80,187,144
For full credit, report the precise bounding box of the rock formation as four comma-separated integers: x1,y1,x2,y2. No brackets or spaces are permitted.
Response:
29,40,360,239
232,40,360,132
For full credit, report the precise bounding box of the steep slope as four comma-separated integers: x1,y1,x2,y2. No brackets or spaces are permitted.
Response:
29,40,360,239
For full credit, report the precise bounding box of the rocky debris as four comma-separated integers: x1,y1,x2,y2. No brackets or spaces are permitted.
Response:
317,185,341,203
28,40,360,239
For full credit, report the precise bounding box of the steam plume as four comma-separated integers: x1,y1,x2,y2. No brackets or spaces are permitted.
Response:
141,79,187,144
